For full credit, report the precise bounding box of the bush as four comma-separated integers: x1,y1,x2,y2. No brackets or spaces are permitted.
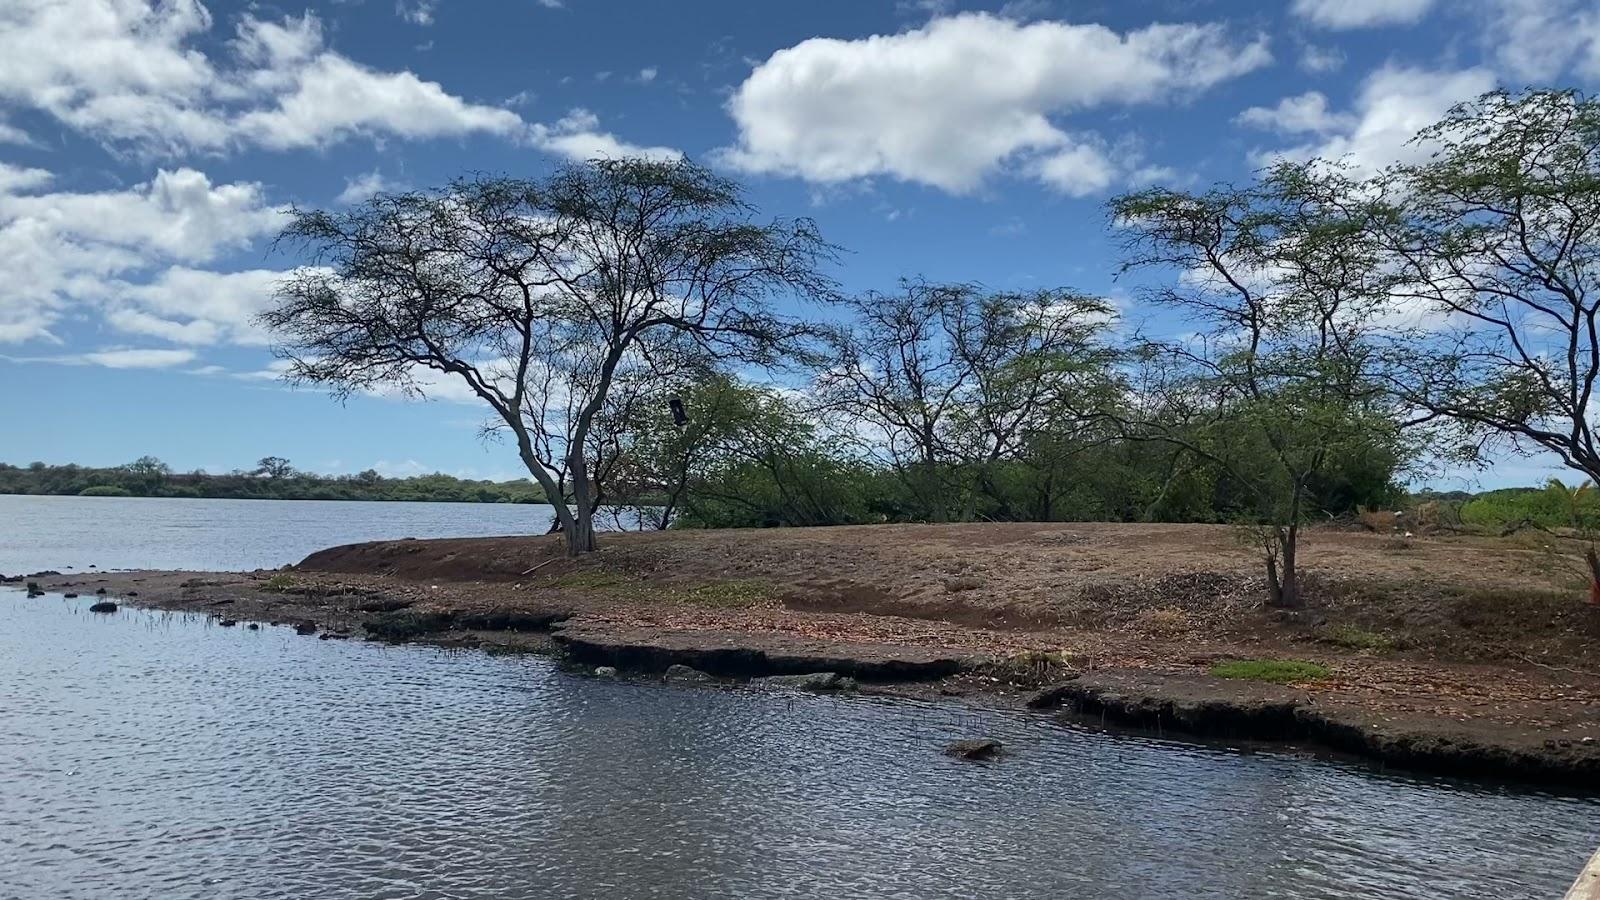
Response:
78,485,132,497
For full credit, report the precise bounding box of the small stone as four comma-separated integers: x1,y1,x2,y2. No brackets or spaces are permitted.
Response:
945,738,1004,761
246,623,260,631
125,591,138,597
62,593,79,599
664,664,712,682
595,666,619,678
294,621,317,635
88,601,119,614
95,588,107,595
218,619,237,627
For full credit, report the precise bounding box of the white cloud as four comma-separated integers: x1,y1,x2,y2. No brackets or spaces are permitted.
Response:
1291,0,1435,30
1252,66,1497,173
1031,140,1117,196
396,0,435,26
336,171,399,204
0,1,522,154
10,347,199,368
1481,0,1600,82
0,167,286,344
1236,92,1353,135
720,13,1269,194
1298,44,1345,74
527,109,682,162
636,67,658,84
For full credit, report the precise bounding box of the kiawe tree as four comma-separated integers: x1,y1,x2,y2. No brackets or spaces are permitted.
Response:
1375,89,1600,597
1107,161,1407,608
819,280,1113,522
260,158,835,555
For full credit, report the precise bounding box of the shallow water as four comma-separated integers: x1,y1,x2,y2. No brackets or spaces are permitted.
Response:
3,592,1598,899
0,494,560,573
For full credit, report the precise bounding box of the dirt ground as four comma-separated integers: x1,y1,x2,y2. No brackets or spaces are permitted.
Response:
23,521,1600,783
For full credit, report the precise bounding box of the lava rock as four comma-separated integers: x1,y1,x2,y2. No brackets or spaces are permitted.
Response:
88,601,119,614
595,666,619,678
62,593,79,599
664,664,713,682
945,738,1004,761
246,623,260,630
762,672,858,693
218,619,237,627
293,621,318,635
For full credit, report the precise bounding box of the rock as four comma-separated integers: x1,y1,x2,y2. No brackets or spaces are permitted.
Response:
594,666,619,678
26,570,60,578
319,632,350,641
246,623,260,631
95,588,107,595
218,619,237,627
62,593,79,599
763,672,857,692
25,581,41,595
88,601,118,614
1026,679,1083,710
125,591,138,597
664,664,713,682
293,621,318,635
945,738,1004,761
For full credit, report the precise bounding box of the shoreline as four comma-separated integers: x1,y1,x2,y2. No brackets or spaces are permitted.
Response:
15,523,1600,787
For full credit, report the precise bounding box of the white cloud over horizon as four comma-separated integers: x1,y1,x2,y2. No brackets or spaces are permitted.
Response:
720,13,1270,195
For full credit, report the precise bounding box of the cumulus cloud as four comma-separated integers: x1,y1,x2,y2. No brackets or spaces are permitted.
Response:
1480,0,1600,82
1235,92,1353,135
337,171,400,204
0,1,523,154
528,109,682,162
1249,66,1497,173
720,13,1269,194
0,167,286,344
1290,0,1435,30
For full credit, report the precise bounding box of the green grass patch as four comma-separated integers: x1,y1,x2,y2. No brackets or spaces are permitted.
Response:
1209,659,1331,684
260,573,295,593
1319,624,1396,652
549,571,637,590
668,579,775,608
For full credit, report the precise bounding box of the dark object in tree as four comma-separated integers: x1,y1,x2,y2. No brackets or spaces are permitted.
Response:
261,158,835,556
669,396,689,428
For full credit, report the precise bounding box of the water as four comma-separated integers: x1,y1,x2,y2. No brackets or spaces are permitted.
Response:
2,498,1598,898
0,494,558,573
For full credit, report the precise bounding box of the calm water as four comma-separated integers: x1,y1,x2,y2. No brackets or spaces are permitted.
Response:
2,498,1598,898
0,494,558,573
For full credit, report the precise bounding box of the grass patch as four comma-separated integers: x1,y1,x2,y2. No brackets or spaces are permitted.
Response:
549,571,637,590
669,579,774,609
260,573,295,593
1319,624,1397,652
1209,659,1330,684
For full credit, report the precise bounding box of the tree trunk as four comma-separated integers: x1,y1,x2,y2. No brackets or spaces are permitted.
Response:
563,454,600,556
1265,526,1302,609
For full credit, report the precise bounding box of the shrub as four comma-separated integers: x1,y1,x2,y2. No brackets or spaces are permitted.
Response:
78,485,132,497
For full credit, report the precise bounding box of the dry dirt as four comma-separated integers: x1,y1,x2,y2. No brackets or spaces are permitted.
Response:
24,521,1600,783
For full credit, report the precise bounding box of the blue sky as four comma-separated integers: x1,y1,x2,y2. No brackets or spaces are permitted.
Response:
2,0,1597,488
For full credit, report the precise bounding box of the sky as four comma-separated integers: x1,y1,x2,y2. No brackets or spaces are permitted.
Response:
1,0,1597,488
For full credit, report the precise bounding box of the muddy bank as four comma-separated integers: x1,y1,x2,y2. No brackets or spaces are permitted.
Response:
17,524,1600,786
1035,670,1600,784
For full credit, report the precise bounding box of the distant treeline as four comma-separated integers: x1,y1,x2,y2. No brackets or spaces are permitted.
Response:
0,457,548,504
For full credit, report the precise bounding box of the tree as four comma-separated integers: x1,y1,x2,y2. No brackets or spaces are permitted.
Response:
1380,90,1600,485
818,281,1112,522
121,455,171,493
1107,161,1407,607
254,456,296,479
261,159,835,555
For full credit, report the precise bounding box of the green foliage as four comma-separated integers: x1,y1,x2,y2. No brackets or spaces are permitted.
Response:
1209,659,1331,683
0,459,547,504
1319,625,1397,652
260,573,295,593
1459,479,1600,531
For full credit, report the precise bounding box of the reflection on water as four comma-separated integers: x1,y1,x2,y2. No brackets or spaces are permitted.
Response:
2,593,1597,899
0,494,560,573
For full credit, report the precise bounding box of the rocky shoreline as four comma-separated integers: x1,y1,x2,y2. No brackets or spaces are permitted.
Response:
12,548,1600,788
